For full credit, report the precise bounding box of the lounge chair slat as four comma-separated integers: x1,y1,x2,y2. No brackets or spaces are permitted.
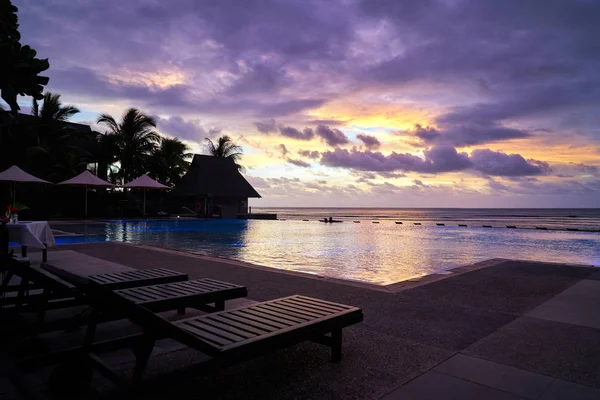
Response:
223,312,279,332
187,280,232,291
175,281,214,292
237,308,297,327
255,303,318,320
208,315,269,335
283,298,346,313
270,299,335,316
126,288,163,301
294,296,350,310
286,296,348,311
248,305,308,324
118,291,151,303
180,322,232,346
199,318,257,339
137,286,182,299
185,320,247,342
268,301,331,317
121,288,158,302
199,279,237,289
147,284,192,297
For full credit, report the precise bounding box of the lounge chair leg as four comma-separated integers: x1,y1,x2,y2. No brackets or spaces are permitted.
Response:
215,300,225,311
84,310,100,348
177,307,185,314
331,328,342,362
16,277,30,309
132,335,155,383
35,289,49,328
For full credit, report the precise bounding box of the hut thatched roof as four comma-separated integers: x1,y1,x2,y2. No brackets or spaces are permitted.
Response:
172,155,261,198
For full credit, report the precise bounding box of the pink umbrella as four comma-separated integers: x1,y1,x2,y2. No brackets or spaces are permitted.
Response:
58,170,114,218
122,174,169,217
0,165,51,204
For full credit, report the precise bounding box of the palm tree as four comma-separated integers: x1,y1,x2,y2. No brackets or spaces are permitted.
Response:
97,108,159,182
148,137,191,186
27,92,89,180
205,135,244,170
32,92,80,123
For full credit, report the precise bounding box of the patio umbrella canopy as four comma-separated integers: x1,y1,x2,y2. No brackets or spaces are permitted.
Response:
122,174,169,217
58,170,113,218
0,165,51,204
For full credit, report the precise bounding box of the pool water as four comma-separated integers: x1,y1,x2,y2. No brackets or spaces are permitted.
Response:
54,219,600,285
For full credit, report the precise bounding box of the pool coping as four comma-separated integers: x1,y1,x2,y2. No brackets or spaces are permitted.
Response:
110,242,597,293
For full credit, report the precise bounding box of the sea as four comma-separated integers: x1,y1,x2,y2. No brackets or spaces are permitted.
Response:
53,208,600,285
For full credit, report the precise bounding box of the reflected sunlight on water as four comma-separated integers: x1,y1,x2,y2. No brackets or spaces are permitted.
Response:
54,219,600,285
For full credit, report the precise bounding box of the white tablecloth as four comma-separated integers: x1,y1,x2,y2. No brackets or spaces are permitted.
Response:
7,221,55,249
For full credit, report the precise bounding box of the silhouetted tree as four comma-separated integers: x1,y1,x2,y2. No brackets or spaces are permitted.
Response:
205,135,244,170
97,108,159,182
148,137,191,186
0,0,49,113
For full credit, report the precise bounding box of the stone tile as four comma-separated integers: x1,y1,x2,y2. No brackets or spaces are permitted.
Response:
585,271,600,281
401,260,595,315
465,317,600,388
527,280,600,329
108,327,453,400
360,295,516,351
540,379,600,400
434,354,552,399
380,371,525,400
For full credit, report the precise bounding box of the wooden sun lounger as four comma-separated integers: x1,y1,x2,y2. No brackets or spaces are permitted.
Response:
1,258,247,333
42,264,189,290
74,283,363,388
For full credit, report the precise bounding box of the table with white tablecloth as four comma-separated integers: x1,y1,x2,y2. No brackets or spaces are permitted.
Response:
6,221,55,261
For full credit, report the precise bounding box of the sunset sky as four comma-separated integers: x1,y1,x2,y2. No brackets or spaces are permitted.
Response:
12,0,600,207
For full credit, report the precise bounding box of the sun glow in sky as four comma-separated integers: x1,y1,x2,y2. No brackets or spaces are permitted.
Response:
11,0,600,207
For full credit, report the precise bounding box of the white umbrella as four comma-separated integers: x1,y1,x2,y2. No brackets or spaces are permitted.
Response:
58,170,113,218
122,174,169,217
0,165,51,204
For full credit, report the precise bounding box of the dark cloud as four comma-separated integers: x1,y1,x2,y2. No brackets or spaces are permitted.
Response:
320,146,470,173
278,144,289,156
356,133,381,149
359,0,600,137
298,150,321,159
286,158,311,167
409,120,531,147
155,115,204,142
307,119,348,126
254,119,278,133
321,146,546,176
279,126,314,140
315,124,350,146
470,149,548,176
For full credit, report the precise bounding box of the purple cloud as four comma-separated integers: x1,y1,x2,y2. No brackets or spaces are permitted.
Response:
470,149,549,176
321,146,546,176
287,158,311,167
315,124,350,146
298,150,320,159
279,126,315,140
254,119,278,133
357,133,381,149
278,144,289,156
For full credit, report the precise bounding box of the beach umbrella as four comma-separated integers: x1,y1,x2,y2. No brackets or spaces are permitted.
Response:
122,174,169,217
58,170,113,218
0,165,51,204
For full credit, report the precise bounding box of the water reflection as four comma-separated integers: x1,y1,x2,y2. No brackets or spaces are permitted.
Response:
55,219,600,285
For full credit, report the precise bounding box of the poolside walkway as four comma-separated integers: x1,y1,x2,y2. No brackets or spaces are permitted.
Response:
3,242,600,399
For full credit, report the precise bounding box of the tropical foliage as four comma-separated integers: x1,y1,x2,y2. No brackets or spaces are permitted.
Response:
148,137,191,186
0,0,49,112
205,135,244,170
97,108,160,183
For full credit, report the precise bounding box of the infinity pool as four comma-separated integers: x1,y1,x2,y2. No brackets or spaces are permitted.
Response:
53,219,600,285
